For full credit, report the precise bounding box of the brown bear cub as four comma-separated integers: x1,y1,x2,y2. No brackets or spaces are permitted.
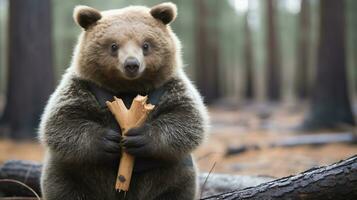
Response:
39,2,208,200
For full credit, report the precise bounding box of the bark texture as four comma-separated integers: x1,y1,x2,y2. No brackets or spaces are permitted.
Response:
202,155,357,200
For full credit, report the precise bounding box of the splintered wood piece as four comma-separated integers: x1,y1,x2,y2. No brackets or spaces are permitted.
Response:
107,97,128,130
106,95,155,192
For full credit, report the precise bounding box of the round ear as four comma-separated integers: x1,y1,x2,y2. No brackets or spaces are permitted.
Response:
150,2,177,25
73,5,102,30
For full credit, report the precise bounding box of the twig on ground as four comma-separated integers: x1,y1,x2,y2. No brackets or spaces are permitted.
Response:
200,162,217,199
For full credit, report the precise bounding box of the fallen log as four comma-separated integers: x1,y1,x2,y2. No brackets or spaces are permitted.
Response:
0,160,41,197
0,160,271,198
202,155,357,199
0,156,356,199
225,133,357,157
269,132,357,148
199,173,273,197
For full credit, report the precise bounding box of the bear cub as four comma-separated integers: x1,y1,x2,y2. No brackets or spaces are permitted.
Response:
39,2,208,200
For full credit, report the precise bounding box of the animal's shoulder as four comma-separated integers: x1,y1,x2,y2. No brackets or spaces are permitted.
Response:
47,73,100,112
156,74,200,110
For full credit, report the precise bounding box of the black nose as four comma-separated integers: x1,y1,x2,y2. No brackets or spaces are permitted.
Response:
124,57,140,73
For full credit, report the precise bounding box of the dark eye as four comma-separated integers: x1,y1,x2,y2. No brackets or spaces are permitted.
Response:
142,42,150,54
110,43,119,53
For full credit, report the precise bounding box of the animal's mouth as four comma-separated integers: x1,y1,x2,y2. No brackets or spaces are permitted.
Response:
124,71,141,80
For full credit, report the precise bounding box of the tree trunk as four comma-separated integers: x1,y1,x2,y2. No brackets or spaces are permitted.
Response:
243,4,254,100
265,0,281,101
1,156,357,199
1,0,54,138
194,0,220,104
295,0,310,100
301,0,355,130
0,0,54,139
346,0,357,98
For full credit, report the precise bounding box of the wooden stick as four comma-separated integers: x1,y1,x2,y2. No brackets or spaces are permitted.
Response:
106,95,154,192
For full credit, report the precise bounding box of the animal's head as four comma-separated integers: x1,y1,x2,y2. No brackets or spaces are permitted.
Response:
72,2,181,92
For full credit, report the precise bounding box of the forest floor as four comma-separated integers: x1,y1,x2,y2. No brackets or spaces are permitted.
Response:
0,102,356,179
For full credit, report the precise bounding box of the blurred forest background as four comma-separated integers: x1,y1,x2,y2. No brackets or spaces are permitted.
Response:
0,0,356,178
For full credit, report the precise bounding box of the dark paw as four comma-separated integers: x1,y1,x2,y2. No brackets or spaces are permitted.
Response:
99,129,122,159
122,124,155,157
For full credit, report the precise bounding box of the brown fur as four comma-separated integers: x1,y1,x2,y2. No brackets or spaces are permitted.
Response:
74,5,179,93
73,5,102,30
150,2,177,24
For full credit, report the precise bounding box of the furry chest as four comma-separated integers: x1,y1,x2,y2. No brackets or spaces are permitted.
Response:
86,81,193,173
